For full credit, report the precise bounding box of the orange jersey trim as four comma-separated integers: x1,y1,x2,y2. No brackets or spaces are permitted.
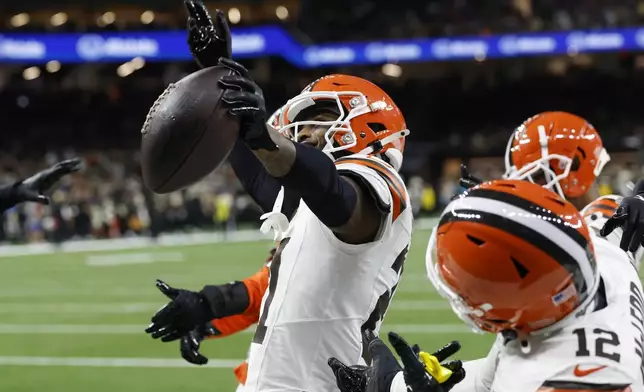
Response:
242,265,269,318
234,361,249,385
209,314,257,338
335,156,408,222
583,199,620,220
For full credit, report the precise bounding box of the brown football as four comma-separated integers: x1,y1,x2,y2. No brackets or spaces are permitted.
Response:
140,66,240,194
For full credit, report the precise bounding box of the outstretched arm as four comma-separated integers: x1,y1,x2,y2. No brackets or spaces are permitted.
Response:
228,139,282,214
218,58,384,244
0,158,82,213
253,136,383,244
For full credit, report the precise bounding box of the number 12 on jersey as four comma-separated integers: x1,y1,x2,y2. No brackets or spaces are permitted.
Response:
573,328,621,362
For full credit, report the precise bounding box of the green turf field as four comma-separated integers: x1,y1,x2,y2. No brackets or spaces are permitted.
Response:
0,229,496,392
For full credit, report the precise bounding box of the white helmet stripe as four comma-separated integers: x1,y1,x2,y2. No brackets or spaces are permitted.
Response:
441,196,595,295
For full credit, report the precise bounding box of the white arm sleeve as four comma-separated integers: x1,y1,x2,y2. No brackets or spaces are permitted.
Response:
450,336,501,392
448,359,492,392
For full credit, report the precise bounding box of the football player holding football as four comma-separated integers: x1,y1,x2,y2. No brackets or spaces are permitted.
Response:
145,3,417,391
331,180,643,392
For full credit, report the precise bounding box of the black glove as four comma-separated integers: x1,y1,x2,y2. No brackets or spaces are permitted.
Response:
217,57,278,151
145,278,249,342
458,164,483,190
185,1,232,68
180,322,219,365
389,332,465,392
145,280,215,342
601,179,644,252
0,158,82,212
328,330,465,392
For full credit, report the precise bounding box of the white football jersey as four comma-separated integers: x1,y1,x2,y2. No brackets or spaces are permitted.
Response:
582,195,643,270
451,236,644,392
243,155,413,392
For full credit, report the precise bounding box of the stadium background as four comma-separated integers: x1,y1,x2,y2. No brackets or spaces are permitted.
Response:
0,1,643,391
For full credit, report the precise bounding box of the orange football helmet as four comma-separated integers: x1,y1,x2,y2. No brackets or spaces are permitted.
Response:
272,75,409,170
427,180,599,336
504,112,610,199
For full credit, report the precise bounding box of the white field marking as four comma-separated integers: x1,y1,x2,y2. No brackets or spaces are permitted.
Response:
0,323,471,335
388,324,475,334
0,356,241,368
0,324,146,334
397,284,436,293
85,252,185,267
0,219,437,259
0,289,157,299
389,300,449,310
396,275,438,293
0,287,440,299
0,302,161,314
0,300,449,314
0,229,275,259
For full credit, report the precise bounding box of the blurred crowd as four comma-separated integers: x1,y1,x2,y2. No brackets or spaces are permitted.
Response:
0,151,265,243
301,0,644,42
4,0,644,42
0,147,640,244
1,1,644,243
0,62,643,243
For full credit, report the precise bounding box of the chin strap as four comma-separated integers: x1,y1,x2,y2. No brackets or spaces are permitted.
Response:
260,186,290,242
356,130,409,171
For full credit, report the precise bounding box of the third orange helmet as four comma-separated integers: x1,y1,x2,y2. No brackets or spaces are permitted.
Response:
504,112,610,199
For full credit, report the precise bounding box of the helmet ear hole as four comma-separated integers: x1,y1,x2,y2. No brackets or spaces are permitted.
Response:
384,149,403,171
367,122,387,132
571,155,581,171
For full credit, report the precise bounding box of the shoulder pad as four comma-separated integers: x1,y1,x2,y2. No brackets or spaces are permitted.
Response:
335,155,408,222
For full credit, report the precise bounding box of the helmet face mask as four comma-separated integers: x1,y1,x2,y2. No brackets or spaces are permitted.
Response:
503,113,610,200
276,90,370,155
272,75,410,168
505,151,574,199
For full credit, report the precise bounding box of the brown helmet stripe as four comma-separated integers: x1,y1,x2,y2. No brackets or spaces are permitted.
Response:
439,209,588,297
465,188,588,249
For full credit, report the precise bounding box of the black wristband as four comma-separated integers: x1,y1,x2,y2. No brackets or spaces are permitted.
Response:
200,281,250,318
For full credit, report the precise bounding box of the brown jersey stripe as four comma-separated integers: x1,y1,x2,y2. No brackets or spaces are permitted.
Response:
591,203,618,212
540,380,631,391
584,204,616,219
252,238,290,345
439,209,588,297
361,245,409,363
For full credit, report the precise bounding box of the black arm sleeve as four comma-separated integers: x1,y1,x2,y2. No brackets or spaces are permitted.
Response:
277,142,358,228
200,281,250,318
228,140,287,215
